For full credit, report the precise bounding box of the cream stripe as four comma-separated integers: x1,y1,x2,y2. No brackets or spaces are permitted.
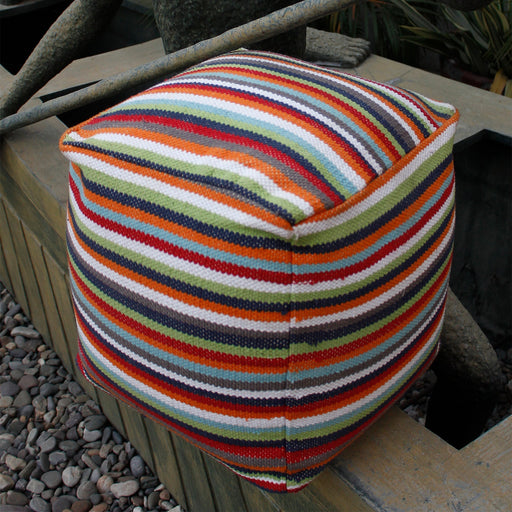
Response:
127,92,367,190
286,319,442,429
291,188,453,299
76,304,441,430
73,276,442,400
68,192,293,293
78,322,286,430
229,55,424,144
68,225,290,333
64,131,314,218
294,122,457,237
162,77,383,173
64,150,295,238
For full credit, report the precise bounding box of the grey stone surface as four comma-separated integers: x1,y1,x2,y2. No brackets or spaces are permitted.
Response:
41,470,63,489
76,481,97,500
153,0,306,56
61,466,82,488
0,473,15,491
129,455,145,478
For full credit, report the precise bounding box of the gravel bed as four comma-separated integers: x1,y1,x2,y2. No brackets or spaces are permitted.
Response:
0,284,183,512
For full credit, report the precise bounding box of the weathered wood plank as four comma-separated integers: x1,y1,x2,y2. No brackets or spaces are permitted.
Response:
3,206,51,342
202,452,248,512
0,157,67,270
238,479,280,512
0,199,29,313
143,417,188,509
264,485,334,512
23,227,74,371
461,415,512,502
351,54,512,144
43,254,77,360
330,407,510,512
297,468,374,512
170,432,217,512
0,200,13,293
95,387,127,439
40,248,102,405
117,401,156,471
38,38,165,99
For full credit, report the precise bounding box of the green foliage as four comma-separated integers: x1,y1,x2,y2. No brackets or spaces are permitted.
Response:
389,0,512,78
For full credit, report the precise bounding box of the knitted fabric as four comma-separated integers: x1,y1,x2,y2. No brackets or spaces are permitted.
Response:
60,50,459,492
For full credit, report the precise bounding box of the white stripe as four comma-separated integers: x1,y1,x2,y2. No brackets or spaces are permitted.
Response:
75,296,287,399
226,54,423,145
288,291,445,399
68,192,292,294
63,131,313,219
163,76,384,174
294,122,456,237
76,298,441,431
74,271,442,401
286,319,442,429
64,150,294,239
68,225,289,333
67,129,453,297
127,91,367,190
77,322,285,430
291,186,453,299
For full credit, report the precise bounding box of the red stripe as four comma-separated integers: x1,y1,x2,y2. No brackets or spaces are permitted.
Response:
70,263,288,371
293,172,454,284
69,176,293,285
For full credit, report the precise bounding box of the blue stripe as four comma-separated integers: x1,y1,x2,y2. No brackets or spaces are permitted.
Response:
112,104,357,199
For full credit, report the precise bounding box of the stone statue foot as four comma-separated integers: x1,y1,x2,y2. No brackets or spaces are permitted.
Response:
305,27,371,68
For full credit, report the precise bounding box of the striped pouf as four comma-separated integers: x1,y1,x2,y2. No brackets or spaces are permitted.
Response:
60,50,459,492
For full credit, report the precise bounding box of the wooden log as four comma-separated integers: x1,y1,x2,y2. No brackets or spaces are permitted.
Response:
0,0,355,134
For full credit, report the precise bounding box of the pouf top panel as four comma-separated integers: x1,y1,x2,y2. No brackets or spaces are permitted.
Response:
61,50,457,230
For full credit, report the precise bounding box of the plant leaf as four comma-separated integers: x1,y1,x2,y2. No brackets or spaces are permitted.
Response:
490,68,508,93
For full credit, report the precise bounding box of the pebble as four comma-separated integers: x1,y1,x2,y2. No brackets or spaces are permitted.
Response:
0,381,20,397
95,475,113,494
30,495,52,512
5,454,26,472
42,470,63,489
0,474,15,492
52,495,76,512
0,288,179,512
110,480,139,498
71,500,93,512
62,466,83,488
10,326,41,339
6,490,29,506
129,455,145,478
17,374,38,390
26,479,45,494
76,481,96,501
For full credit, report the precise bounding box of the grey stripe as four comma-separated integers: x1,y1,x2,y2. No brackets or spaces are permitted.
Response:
86,117,336,214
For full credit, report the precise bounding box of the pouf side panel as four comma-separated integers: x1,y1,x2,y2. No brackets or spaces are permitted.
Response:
65,154,298,490
281,116,458,490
